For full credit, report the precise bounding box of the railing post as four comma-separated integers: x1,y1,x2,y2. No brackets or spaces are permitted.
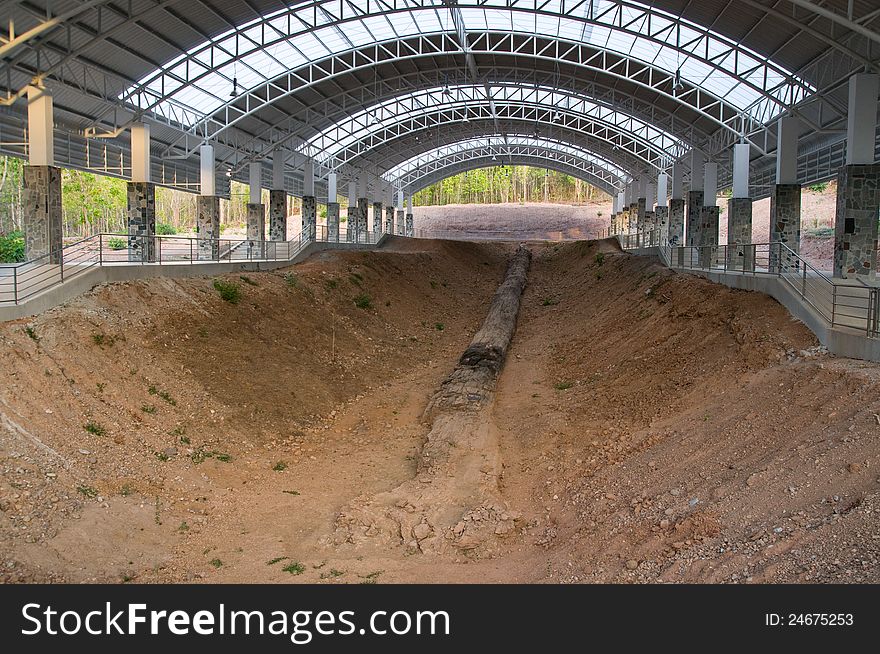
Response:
801,262,807,297
13,266,18,305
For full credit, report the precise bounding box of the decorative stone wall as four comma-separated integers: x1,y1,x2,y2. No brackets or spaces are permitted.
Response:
356,198,369,241
833,164,880,280
769,184,801,273
668,198,685,246
327,203,340,242
643,211,656,245
727,197,754,271
269,190,287,241
385,206,394,234
628,204,638,234
246,203,265,258
405,213,414,237
22,165,63,263
345,205,360,241
373,202,383,238
301,195,317,241
685,190,704,247
196,196,220,260
127,181,156,263
698,206,720,268
396,210,405,235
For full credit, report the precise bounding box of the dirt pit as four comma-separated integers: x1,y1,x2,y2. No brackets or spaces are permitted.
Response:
2,237,879,583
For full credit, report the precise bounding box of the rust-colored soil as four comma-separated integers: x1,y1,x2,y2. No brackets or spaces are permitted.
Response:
2,237,878,584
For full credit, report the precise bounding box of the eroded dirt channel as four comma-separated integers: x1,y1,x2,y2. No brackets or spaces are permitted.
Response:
2,237,880,583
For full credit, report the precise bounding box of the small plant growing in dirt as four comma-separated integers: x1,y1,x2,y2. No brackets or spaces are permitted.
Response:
120,484,135,496
92,332,117,347
210,559,223,568
214,452,232,463
148,385,176,405
96,382,106,392
77,485,99,498
595,252,605,266
84,421,106,437
266,556,288,566
429,280,438,289
325,278,338,291
212,279,242,304
554,381,574,391
239,275,258,286
273,461,288,472
23,326,39,342
283,272,298,288
178,521,190,531
354,293,372,309
434,322,445,331
107,237,126,250
541,297,559,306
282,490,300,495
154,450,169,462
595,271,603,280
282,562,305,575
142,404,156,414
348,271,363,286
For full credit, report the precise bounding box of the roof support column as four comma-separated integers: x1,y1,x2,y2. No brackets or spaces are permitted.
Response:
669,162,686,249
834,73,880,280
269,155,287,242
127,123,156,262
385,187,395,235
302,158,316,242
197,144,220,259
247,162,266,257
22,85,62,263
355,172,369,243
326,172,339,242
655,172,669,244
644,180,656,246
346,181,359,242
698,162,720,267
686,152,704,248
406,195,414,237
771,117,802,272
396,190,405,235
728,144,754,271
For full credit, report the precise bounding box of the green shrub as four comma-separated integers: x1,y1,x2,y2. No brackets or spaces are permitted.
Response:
283,562,305,575
354,293,372,309
155,222,177,235
213,279,242,304
595,252,605,266
0,230,25,263
807,182,829,194
84,421,106,437
107,237,127,250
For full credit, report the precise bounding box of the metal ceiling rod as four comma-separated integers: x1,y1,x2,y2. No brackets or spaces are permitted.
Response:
785,0,880,46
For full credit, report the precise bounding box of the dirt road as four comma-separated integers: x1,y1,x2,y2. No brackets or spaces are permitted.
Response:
2,237,878,583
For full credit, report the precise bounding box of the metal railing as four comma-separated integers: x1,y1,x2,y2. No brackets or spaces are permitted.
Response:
614,229,880,338
0,224,386,306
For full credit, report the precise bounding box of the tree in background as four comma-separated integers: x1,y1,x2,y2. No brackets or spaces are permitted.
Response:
412,166,608,206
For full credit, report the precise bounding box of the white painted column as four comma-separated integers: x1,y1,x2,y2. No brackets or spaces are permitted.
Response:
249,162,262,204
327,172,337,203
303,158,315,196
272,154,285,191
200,145,215,196
776,117,800,184
130,123,151,183
671,162,684,199
703,162,718,206
732,143,750,198
26,85,54,166
645,182,656,210
846,73,880,165
657,172,668,206
690,150,704,191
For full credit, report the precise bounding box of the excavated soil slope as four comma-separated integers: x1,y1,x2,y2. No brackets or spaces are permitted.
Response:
2,237,879,583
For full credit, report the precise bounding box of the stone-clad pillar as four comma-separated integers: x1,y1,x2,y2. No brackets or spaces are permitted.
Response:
727,198,754,271
269,190,287,241
770,184,801,271
127,181,156,262
327,203,340,242
356,198,369,242
833,164,880,279
668,199,685,247
372,201,383,240
385,205,394,234
23,86,62,263
301,195,317,241
697,162,719,268
197,196,220,260
685,190,704,247
833,74,879,280
396,209,405,235
23,165,63,263
655,206,668,243
247,204,265,258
